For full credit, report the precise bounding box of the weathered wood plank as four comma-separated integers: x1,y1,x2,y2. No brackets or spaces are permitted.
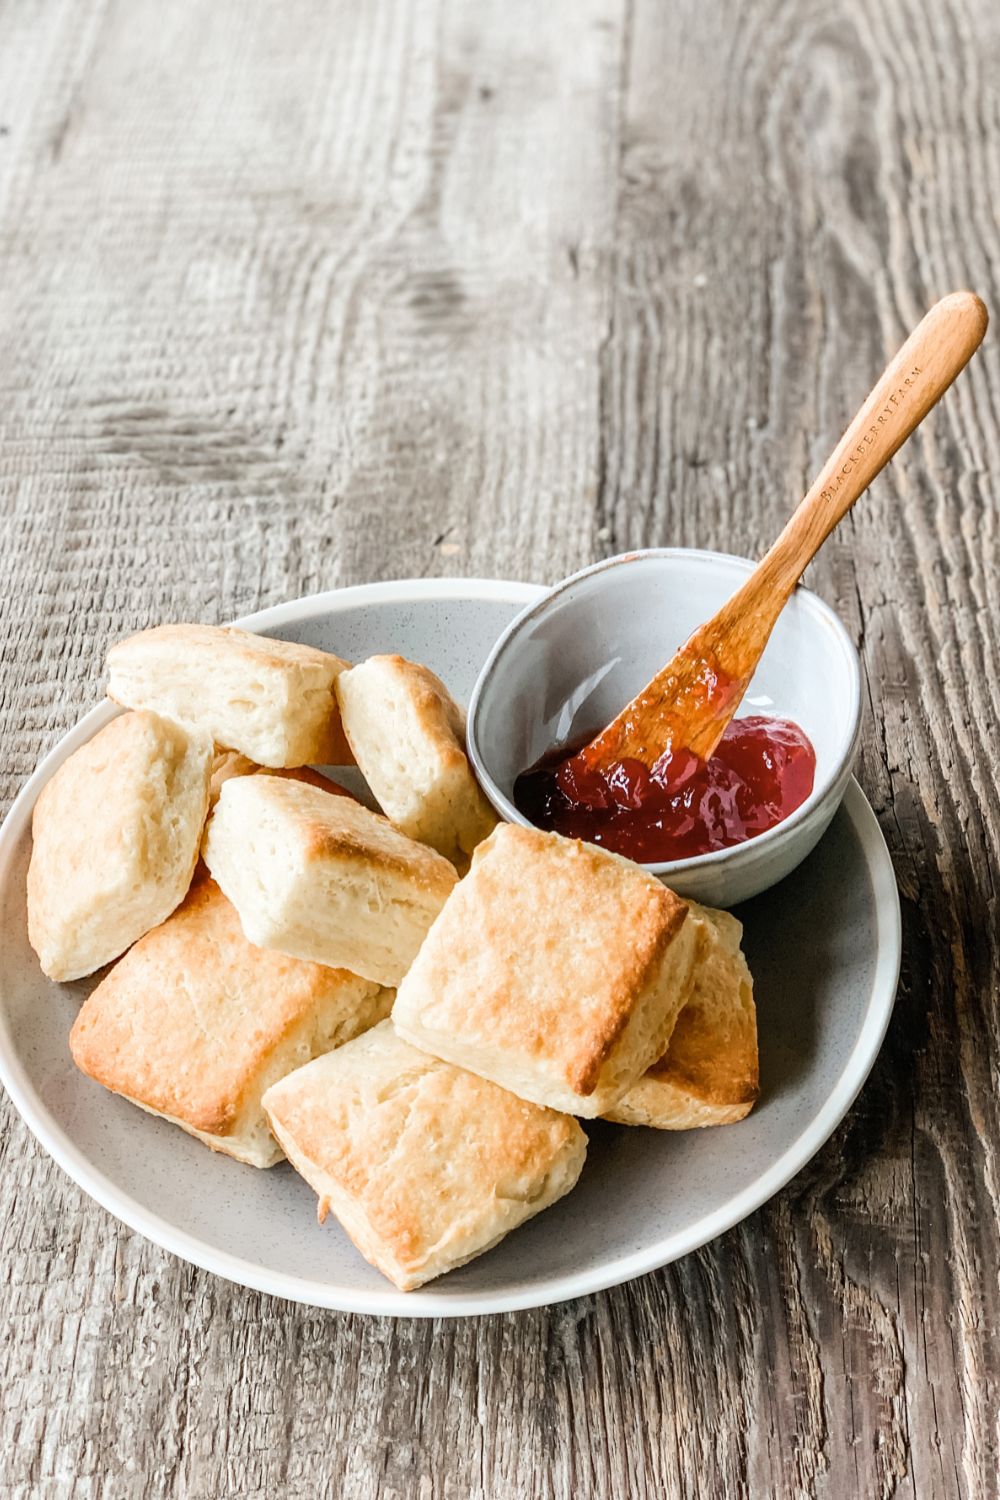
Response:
1,0,999,1495
603,2,1000,1496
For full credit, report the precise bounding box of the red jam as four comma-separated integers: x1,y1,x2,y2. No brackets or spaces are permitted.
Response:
512,715,817,863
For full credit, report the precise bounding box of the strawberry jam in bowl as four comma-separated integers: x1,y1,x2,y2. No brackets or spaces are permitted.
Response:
513,715,817,864
466,550,862,907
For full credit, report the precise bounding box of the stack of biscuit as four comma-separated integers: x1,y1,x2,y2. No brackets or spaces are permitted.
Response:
27,621,759,1291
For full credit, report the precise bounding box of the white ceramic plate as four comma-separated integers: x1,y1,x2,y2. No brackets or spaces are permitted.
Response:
0,579,901,1317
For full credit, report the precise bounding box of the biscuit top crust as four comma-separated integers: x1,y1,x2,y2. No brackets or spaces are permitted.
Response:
396,823,689,1095
106,624,353,766
69,877,381,1135
646,905,758,1106
263,1022,583,1268
29,708,209,922
215,774,459,896
349,653,468,761
32,707,199,848
108,623,347,678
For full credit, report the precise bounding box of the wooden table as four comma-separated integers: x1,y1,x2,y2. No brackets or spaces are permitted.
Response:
2,2,998,1495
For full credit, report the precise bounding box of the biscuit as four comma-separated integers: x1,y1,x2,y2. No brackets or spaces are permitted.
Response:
69,877,393,1167
392,823,698,1117
335,654,496,865
27,710,212,981
107,622,352,768
208,749,356,807
263,1021,587,1289
202,774,458,986
606,904,758,1129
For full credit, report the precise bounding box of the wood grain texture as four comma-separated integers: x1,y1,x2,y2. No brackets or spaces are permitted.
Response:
1,0,998,1495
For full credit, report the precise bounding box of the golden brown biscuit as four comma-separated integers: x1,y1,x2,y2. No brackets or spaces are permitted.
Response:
605,904,758,1129
335,654,496,865
27,710,212,981
262,1021,587,1289
69,877,392,1167
107,623,352,767
392,823,698,1117
202,775,458,986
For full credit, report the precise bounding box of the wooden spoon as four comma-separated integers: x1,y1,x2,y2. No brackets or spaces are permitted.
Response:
573,290,988,778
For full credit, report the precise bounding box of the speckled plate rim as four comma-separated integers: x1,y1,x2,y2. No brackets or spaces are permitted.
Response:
0,578,901,1318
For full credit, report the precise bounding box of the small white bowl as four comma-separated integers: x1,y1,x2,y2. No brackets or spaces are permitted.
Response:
467,549,862,906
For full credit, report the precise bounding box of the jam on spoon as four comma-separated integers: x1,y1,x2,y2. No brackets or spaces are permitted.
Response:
513,714,816,863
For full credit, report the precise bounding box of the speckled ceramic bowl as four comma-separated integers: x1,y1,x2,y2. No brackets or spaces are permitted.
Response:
467,550,862,906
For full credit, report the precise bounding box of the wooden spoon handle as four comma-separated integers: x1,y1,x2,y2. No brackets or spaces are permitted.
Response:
577,291,987,775
734,290,988,630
